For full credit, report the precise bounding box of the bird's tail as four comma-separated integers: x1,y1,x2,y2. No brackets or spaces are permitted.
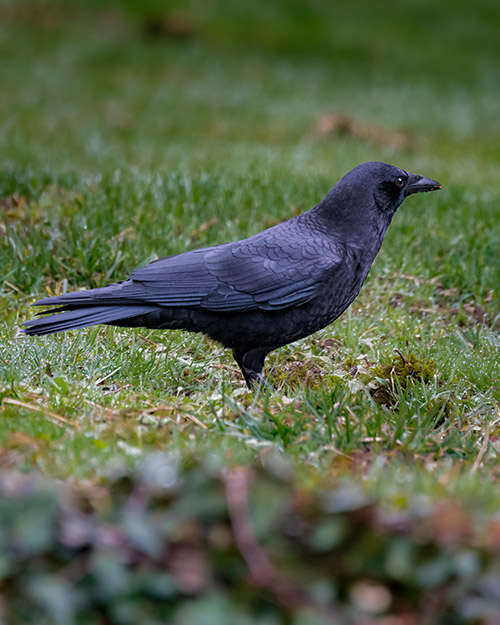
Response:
23,304,158,336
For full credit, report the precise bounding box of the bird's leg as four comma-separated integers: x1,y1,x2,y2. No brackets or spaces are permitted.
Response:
232,348,271,389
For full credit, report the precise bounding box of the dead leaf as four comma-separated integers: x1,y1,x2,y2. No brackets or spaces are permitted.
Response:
143,13,195,41
309,114,413,150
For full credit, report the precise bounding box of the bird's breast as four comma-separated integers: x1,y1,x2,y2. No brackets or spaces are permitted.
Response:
319,245,373,322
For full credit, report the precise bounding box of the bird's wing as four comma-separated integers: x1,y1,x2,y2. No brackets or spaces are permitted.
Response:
33,231,343,313
200,235,342,311
131,227,343,311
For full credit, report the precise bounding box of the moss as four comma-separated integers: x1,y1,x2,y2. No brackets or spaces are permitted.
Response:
366,351,436,406
270,361,323,389
374,350,435,384
426,396,456,424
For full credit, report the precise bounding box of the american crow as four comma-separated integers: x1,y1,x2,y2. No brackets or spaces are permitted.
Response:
23,162,441,387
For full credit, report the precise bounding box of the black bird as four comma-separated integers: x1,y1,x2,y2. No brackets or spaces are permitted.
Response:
23,162,441,387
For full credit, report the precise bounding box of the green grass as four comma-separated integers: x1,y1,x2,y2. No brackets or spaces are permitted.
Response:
1,0,500,515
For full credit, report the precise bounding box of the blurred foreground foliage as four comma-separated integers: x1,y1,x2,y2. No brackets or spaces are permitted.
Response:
2,456,500,625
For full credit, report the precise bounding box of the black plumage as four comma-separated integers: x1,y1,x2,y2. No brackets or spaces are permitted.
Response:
23,162,441,387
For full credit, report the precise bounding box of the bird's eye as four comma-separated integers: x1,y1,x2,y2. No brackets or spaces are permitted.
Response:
395,176,405,188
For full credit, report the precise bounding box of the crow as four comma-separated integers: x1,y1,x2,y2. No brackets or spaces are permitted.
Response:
23,162,441,387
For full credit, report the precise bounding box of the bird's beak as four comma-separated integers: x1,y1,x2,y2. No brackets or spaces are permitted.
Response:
405,173,442,196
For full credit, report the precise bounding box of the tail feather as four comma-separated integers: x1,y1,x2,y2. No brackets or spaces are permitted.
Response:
32,284,123,307
23,305,158,336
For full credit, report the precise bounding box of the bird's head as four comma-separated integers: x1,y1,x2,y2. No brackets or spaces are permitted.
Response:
346,161,442,216
315,161,442,244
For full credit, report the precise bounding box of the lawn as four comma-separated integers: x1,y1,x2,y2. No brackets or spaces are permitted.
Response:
1,0,500,622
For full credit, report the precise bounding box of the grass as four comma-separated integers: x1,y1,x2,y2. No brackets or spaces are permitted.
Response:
1,0,500,517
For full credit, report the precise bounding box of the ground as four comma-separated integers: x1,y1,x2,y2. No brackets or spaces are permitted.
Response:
0,1,500,622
